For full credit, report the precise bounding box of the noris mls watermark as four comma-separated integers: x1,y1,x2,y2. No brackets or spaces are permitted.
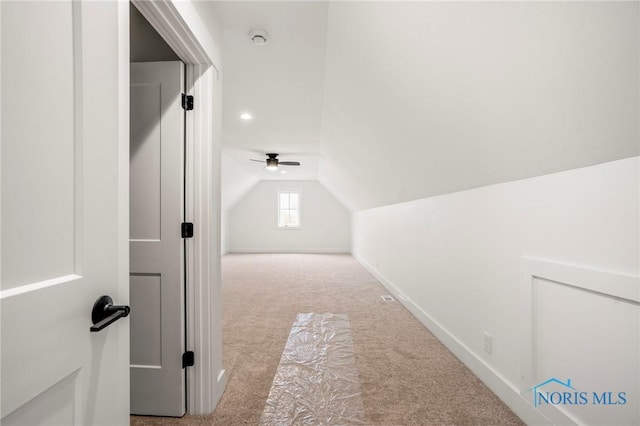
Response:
527,378,627,408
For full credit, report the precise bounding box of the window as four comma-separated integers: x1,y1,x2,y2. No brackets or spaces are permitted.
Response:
278,191,300,228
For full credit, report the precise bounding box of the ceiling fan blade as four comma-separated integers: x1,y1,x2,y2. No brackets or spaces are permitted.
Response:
249,159,265,163
279,161,300,166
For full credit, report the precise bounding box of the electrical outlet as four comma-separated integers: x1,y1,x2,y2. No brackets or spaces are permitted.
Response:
483,332,492,355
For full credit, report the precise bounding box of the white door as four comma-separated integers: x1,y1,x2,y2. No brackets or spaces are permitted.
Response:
130,61,186,417
1,2,129,425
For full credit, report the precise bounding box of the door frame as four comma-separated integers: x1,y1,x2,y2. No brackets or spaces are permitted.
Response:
128,1,226,415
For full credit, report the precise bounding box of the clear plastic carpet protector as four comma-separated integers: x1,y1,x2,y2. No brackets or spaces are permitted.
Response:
260,313,366,425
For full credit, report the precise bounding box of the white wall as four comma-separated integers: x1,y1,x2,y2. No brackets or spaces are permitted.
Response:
319,2,639,210
220,153,261,254
353,157,639,425
221,152,260,211
227,180,350,253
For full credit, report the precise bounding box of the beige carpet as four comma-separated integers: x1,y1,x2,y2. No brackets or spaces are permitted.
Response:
131,253,523,425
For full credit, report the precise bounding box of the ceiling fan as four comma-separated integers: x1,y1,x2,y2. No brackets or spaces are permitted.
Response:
250,153,301,171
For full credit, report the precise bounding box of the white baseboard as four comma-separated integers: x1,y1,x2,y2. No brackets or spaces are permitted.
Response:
213,369,227,408
353,254,550,426
226,248,351,254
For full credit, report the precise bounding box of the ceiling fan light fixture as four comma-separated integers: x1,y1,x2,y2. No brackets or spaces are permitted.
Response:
266,158,278,171
250,153,300,171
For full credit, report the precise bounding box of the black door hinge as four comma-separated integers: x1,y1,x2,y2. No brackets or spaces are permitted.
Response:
181,222,194,238
182,351,195,368
182,93,194,111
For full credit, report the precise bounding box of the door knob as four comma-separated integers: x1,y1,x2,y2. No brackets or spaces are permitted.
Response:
90,295,130,332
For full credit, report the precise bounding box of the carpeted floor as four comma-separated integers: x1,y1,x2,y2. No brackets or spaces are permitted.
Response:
131,253,523,425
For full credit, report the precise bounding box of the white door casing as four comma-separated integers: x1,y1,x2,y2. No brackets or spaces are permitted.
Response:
1,1,130,425
131,1,227,414
130,61,186,416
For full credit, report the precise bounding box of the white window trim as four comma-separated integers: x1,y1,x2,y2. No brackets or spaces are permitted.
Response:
277,189,303,230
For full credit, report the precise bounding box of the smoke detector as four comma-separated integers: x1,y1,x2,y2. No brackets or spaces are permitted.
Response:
250,29,269,46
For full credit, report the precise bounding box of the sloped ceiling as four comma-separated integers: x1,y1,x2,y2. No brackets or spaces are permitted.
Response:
206,1,639,211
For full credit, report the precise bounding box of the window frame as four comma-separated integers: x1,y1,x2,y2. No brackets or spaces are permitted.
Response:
277,190,303,229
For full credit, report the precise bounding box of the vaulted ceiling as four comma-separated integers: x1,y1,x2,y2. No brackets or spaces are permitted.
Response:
196,1,639,211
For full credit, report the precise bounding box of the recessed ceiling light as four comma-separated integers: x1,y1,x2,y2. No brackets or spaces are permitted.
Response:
280,170,287,174
240,113,252,120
